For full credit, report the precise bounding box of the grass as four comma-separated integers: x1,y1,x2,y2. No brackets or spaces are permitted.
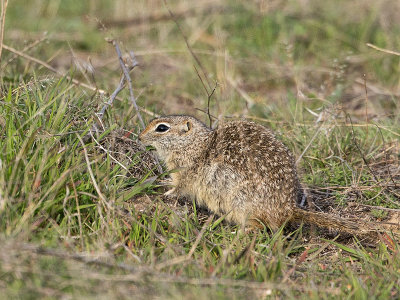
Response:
1,0,400,298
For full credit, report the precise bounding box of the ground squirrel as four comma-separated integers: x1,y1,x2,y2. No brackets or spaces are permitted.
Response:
139,115,375,235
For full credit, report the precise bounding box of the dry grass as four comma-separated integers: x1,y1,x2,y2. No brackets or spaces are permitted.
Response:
0,0,400,298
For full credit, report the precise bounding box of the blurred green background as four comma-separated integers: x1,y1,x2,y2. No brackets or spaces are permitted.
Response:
1,0,400,299
4,0,400,121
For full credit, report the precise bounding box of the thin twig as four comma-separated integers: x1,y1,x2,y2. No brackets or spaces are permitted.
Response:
3,44,82,83
97,75,126,120
163,0,212,92
2,33,47,69
93,40,163,173
113,40,145,129
112,43,162,172
206,82,217,127
163,0,219,123
194,107,218,120
193,64,210,102
1,43,157,117
367,43,400,57
0,0,8,65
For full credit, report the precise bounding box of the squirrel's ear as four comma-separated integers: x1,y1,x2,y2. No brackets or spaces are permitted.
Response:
185,121,192,132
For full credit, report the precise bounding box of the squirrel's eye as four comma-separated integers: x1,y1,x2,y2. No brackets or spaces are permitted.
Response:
155,124,170,132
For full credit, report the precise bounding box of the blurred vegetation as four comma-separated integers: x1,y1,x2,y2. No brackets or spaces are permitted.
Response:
0,0,399,299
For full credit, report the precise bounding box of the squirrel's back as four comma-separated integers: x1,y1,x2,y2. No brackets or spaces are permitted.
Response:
202,121,300,228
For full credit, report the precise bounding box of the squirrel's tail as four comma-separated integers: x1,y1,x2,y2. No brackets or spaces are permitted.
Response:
292,207,377,236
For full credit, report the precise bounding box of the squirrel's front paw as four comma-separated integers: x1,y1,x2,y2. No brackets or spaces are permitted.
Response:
160,178,173,185
164,188,176,196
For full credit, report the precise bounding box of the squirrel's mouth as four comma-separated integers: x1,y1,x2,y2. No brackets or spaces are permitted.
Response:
138,136,150,147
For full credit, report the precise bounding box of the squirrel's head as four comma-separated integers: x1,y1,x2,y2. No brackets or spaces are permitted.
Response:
139,115,211,162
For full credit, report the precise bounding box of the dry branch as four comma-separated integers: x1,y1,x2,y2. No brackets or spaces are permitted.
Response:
163,0,218,125
1,43,157,117
163,1,212,91
367,43,400,57
0,0,8,65
2,33,47,69
91,39,163,173
96,75,126,120
113,40,145,129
